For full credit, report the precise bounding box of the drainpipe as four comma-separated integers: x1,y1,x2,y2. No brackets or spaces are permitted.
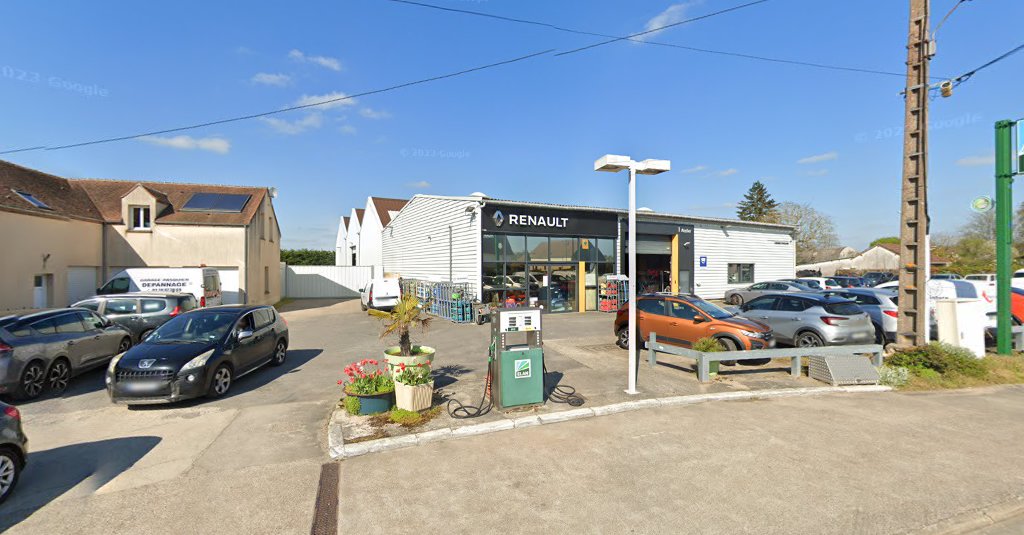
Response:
243,223,250,304
100,223,108,284
449,225,453,283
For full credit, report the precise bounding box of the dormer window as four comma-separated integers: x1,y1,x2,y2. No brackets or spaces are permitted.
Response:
130,206,151,230
14,190,51,210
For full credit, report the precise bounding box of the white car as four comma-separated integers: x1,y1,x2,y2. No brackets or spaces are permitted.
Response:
965,273,995,283
360,278,401,311
798,277,841,290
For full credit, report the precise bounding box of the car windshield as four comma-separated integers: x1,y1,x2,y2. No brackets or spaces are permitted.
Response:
147,311,238,343
690,299,734,319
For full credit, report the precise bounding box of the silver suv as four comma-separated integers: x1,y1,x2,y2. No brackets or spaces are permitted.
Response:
73,293,198,344
737,293,875,347
0,309,132,400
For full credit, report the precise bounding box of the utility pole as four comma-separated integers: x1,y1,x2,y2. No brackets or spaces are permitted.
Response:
897,0,932,348
995,120,1015,354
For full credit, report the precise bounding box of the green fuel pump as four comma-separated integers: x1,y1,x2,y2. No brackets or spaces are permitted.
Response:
489,308,545,410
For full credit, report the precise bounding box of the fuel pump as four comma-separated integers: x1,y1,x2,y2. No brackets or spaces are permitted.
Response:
489,308,545,410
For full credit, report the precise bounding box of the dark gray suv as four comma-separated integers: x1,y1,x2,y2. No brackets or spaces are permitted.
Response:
0,400,27,504
0,309,133,400
73,293,198,344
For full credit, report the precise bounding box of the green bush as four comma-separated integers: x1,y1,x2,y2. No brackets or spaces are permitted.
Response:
888,342,986,378
692,337,724,352
343,396,361,415
281,249,335,266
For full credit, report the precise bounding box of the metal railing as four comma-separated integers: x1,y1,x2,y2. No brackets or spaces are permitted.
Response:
646,332,884,383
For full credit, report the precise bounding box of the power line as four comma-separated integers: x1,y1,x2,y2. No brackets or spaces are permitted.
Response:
386,0,918,78
0,48,555,155
554,0,770,57
947,41,1024,88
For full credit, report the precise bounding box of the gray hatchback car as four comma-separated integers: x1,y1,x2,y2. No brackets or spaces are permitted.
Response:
725,281,814,306
819,288,898,344
0,309,133,400
73,293,198,344
737,293,875,347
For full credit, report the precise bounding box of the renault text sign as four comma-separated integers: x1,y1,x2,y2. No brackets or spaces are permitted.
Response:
481,205,617,236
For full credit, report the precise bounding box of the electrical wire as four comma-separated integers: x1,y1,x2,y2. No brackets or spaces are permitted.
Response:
0,48,555,155
543,363,584,407
933,0,972,38
447,366,493,419
946,41,1024,89
386,0,920,79
554,0,770,57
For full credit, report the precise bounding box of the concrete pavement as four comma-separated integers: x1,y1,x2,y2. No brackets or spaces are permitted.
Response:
339,385,1024,534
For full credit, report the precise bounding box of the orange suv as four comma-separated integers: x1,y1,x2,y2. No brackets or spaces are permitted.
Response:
614,294,774,351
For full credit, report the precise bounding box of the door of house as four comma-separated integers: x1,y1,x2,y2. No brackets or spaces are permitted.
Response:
33,274,53,308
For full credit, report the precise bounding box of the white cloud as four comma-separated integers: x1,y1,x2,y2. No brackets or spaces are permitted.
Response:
259,113,324,135
235,46,252,55
717,168,738,176
406,180,431,189
680,165,707,174
141,135,230,154
640,1,702,41
339,124,357,135
797,151,839,164
294,92,356,110
360,107,392,120
956,154,995,167
805,169,829,176
289,49,341,71
251,72,292,87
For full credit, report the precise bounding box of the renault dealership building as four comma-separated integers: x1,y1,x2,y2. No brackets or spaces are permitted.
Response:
380,193,795,313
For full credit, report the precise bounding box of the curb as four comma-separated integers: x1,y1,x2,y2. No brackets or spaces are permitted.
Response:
329,384,892,460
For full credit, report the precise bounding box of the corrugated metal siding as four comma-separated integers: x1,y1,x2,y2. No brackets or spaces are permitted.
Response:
382,196,480,297
282,265,373,298
692,225,795,299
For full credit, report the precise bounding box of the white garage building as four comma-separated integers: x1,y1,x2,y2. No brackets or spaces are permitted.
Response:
381,193,796,312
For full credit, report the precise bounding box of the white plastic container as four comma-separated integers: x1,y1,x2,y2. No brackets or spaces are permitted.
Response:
935,298,986,358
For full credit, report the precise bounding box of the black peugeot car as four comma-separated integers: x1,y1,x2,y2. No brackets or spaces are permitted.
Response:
106,305,288,405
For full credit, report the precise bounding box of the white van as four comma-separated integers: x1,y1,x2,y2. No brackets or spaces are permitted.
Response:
360,278,401,311
98,268,223,307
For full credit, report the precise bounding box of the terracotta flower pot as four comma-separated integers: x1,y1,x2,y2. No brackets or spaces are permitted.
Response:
383,345,435,374
394,380,434,412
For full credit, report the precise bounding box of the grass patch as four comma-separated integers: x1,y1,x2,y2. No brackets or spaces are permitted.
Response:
887,343,1024,391
364,405,445,429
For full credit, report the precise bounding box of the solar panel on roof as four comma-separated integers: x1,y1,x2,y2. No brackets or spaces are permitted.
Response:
181,192,251,213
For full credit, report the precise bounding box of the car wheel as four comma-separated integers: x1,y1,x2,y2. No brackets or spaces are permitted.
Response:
796,331,825,347
361,301,368,312
270,340,288,366
616,327,629,349
16,361,46,400
0,447,21,505
138,329,153,344
118,337,132,354
207,364,233,398
46,358,71,394
729,294,743,306
873,324,885,345
717,337,738,365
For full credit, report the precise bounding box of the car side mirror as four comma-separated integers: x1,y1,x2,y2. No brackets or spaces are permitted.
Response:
693,316,707,324
237,329,254,341
104,318,113,328
740,304,751,312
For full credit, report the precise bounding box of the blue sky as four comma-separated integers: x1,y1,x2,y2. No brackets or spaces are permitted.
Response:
1,0,1021,250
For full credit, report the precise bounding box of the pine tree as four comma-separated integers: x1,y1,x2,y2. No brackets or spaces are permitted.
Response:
736,181,779,222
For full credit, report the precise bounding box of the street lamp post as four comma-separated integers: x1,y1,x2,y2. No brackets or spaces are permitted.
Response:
595,155,671,394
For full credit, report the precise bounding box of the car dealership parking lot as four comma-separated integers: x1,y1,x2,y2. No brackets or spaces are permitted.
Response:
1,299,820,534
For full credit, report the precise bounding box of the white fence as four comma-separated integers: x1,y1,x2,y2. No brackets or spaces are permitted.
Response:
280,264,374,298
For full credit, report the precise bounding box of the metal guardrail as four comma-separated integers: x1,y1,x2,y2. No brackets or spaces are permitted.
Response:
646,332,884,383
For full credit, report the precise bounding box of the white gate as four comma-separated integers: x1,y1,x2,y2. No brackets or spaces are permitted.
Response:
283,265,373,298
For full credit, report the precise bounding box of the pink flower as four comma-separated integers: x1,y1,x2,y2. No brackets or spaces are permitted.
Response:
337,380,343,385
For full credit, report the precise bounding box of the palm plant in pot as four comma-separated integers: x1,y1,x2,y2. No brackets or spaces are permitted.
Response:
369,295,435,373
392,362,433,411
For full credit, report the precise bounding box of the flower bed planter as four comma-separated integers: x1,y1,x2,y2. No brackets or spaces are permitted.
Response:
384,345,435,374
395,381,434,412
344,388,395,415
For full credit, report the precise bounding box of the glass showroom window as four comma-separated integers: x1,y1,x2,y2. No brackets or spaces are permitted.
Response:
728,263,754,284
131,206,151,230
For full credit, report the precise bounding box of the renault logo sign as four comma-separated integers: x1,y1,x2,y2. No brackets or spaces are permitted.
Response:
492,210,505,227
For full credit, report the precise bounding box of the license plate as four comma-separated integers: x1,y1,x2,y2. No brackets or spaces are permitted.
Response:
124,382,165,392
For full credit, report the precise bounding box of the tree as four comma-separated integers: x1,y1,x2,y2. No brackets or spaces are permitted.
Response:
280,249,335,265
948,236,996,275
961,210,996,241
869,236,899,247
769,202,839,264
735,181,779,222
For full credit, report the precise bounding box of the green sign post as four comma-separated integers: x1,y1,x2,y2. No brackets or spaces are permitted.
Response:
995,120,1016,355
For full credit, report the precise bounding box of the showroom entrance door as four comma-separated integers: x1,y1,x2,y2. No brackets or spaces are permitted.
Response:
544,264,577,313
